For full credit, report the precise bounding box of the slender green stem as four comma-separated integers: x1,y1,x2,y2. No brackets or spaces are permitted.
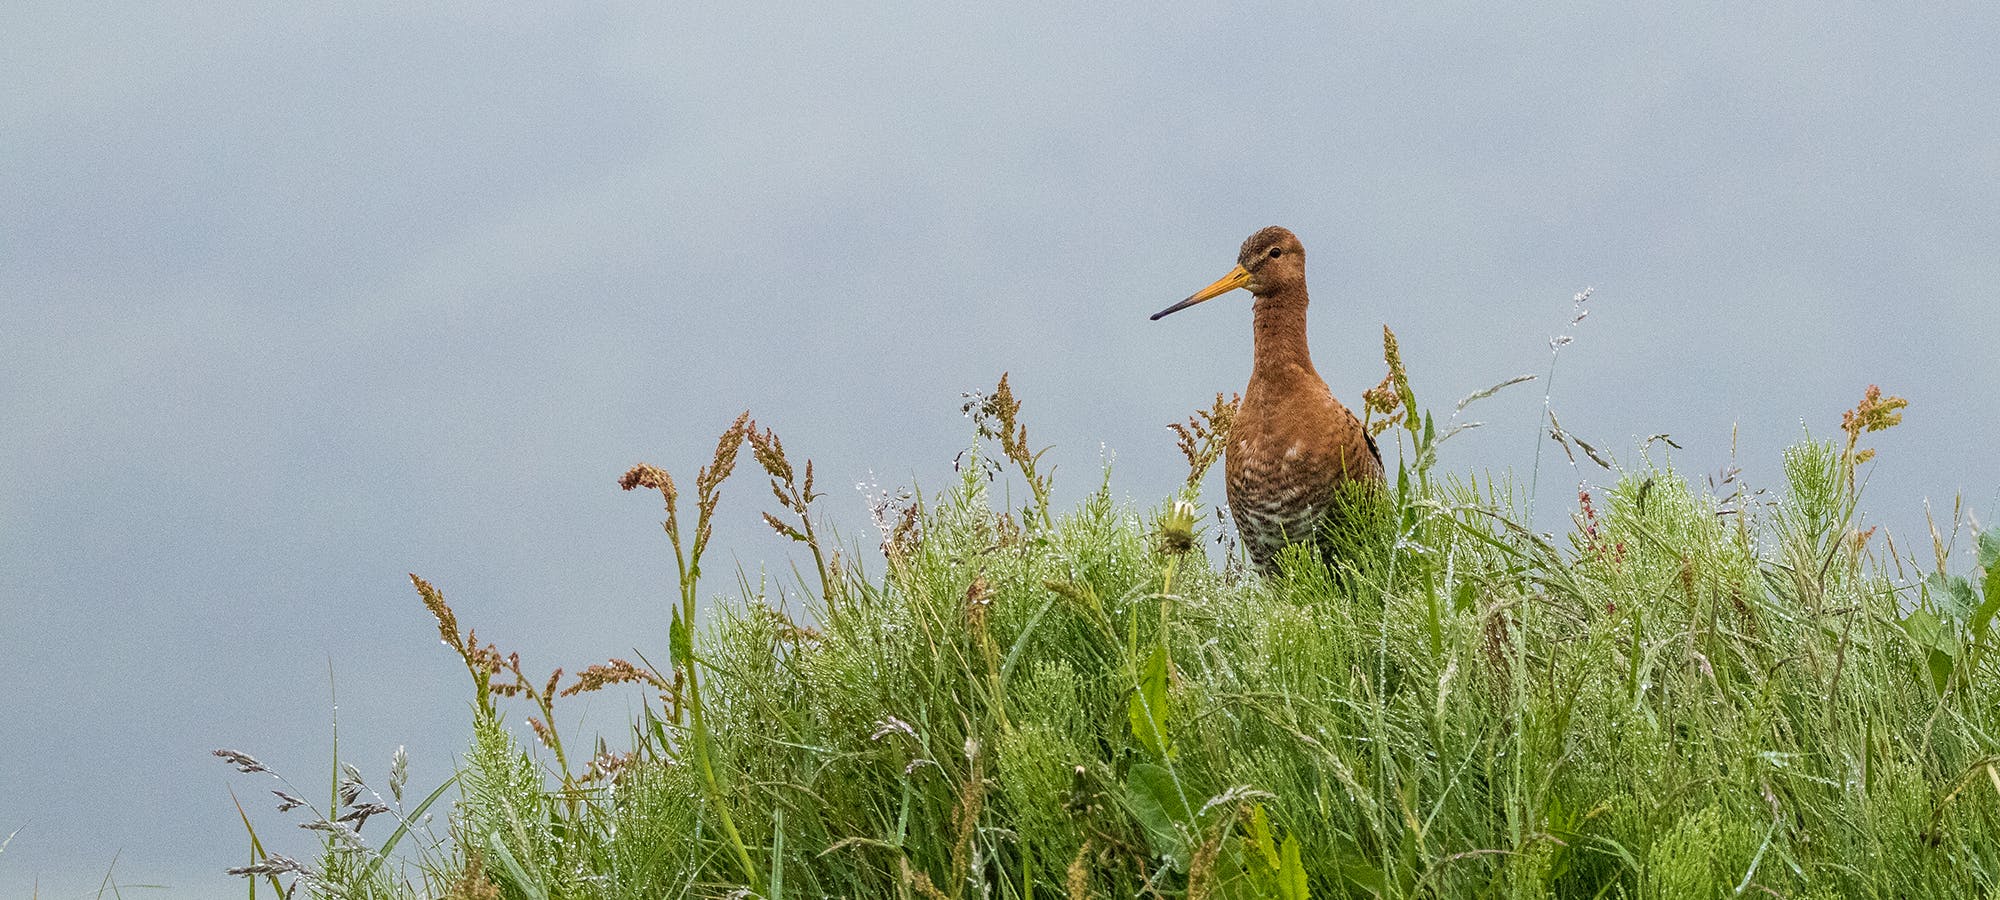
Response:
676,558,763,894
1526,346,1561,532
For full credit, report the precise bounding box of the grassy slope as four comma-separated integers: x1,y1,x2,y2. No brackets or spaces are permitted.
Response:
231,406,2000,900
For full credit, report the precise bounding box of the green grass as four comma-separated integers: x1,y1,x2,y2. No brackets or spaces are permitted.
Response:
220,381,2000,900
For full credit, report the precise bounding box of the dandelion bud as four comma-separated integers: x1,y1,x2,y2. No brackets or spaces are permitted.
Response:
1158,500,1198,555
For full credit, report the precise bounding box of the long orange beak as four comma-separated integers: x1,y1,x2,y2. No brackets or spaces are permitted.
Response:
1151,264,1251,320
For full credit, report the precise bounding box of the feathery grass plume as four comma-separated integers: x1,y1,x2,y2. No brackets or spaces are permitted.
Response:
1379,325,1418,440
299,818,368,853
338,762,365,807
337,803,390,831
616,462,675,500
389,745,407,805
1363,324,1445,496
414,575,463,656
1424,372,1540,456
1169,392,1239,496
226,853,315,878
214,748,269,774
745,420,834,601
559,657,669,697
410,575,504,717
1360,330,1406,439
618,462,679,570
1454,373,1538,415
693,412,752,565
963,372,1055,527
1840,383,1909,489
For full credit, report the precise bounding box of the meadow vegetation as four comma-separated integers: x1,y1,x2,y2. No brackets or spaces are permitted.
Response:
217,346,1999,899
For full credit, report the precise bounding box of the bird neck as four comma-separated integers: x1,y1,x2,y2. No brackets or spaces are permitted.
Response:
1249,287,1318,386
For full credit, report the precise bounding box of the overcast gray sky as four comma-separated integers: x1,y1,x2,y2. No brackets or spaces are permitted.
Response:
4,4,1997,895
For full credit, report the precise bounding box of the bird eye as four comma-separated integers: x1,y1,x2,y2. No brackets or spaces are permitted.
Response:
1268,247,1282,258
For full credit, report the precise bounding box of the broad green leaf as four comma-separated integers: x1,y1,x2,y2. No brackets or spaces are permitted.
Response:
1125,762,1193,868
1898,607,1952,692
1927,647,1955,694
1337,858,1388,896
1975,571,2000,644
1901,608,1943,648
1247,803,1279,871
1278,834,1309,900
1453,577,1479,613
1928,572,1979,624
1128,644,1172,759
1978,528,2000,571
669,608,692,662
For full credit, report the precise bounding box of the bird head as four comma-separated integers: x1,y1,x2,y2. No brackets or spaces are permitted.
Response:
1151,226,1306,321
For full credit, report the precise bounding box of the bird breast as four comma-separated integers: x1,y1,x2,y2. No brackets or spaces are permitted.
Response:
1223,384,1382,564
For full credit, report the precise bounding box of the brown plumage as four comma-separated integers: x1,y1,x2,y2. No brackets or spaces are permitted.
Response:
1152,226,1384,573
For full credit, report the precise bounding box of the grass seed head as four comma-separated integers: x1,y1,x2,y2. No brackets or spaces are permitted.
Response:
963,373,1054,524
1363,327,1413,438
389,745,407,804
1841,383,1909,467
336,803,388,831
965,575,994,635
745,422,795,491
212,749,268,774
411,574,463,655
690,412,752,561
226,853,315,878
616,463,675,497
1170,393,1239,492
562,658,668,697
298,819,368,852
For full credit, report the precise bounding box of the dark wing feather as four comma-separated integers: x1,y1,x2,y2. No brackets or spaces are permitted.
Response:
1341,405,1385,472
